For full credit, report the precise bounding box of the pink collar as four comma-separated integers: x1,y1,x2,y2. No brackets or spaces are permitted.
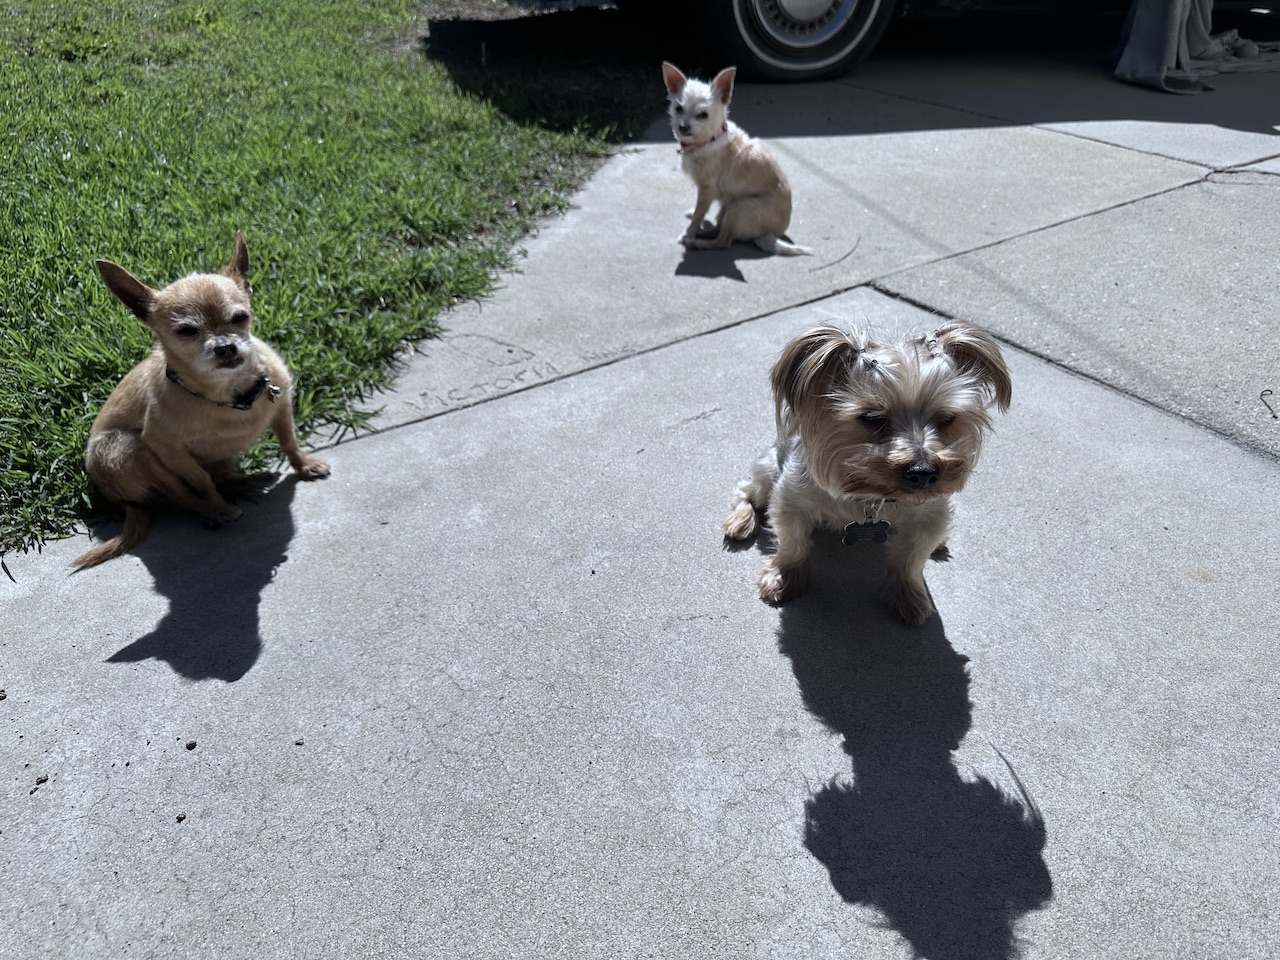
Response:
678,123,729,154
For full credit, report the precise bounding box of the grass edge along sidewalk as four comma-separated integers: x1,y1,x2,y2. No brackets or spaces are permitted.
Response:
0,0,653,559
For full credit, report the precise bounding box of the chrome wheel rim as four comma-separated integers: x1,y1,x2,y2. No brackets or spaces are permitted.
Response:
734,0,884,70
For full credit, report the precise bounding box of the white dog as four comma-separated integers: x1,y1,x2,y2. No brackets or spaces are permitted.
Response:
663,61,810,256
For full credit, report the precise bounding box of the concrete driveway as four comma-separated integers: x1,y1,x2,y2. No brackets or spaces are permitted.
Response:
4,19,1279,960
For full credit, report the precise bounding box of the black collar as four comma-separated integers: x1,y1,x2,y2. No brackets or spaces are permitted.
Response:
166,368,280,410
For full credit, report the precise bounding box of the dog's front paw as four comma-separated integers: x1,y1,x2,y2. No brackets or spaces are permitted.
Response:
204,504,244,529
882,575,935,626
723,502,758,541
296,457,331,480
758,558,809,606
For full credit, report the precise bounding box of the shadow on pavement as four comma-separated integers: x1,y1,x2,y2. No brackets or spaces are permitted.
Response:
834,10,1280,139
422,7,1280,141
776,533,1053,959
674,243,770,282
423,7,689,142
104,478,299,682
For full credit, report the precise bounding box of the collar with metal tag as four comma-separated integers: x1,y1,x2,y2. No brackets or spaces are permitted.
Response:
843,519,891,544
842,498,893,545
166,368,281,410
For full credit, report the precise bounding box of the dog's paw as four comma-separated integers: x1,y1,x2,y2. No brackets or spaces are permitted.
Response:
217,470,279,497
882,575,935,626
758,558,809,606
296,457,331,480
722,502,758,541
204,504,244,529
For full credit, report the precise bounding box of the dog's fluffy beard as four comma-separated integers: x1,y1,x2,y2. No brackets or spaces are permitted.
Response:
724,319,1012,624
798,352,993,504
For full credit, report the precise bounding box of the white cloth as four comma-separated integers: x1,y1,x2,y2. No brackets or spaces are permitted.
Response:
1115,0,1280,93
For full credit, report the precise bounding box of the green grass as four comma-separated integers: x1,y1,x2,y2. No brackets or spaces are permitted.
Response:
0,0,656,557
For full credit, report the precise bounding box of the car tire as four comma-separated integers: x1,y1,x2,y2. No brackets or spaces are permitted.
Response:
701,0,900,81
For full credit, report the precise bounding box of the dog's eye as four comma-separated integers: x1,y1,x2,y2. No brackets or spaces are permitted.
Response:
230,311,251,326
674,104,684,114
936,414,957,429
174,325,200,339
859,413,888,430
696,111,709,120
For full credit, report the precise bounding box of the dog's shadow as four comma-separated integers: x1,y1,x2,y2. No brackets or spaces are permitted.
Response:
103,478,300,682
674,242,770,282
773,533,1053,959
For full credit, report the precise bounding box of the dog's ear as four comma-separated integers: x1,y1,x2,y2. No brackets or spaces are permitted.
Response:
932,319,1012,413
96,260,156,322
770,325,861,433
662,61,686,97
221,230,251,293
711,66,736,105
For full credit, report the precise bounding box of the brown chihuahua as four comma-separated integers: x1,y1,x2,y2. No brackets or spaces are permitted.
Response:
73,232,329,570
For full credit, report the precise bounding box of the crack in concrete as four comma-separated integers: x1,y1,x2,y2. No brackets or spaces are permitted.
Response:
867,281,1280,466
312,135,1273,468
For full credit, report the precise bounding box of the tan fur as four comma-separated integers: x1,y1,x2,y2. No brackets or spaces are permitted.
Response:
662,61,811,256
723,319,1011,624
73,232,329,570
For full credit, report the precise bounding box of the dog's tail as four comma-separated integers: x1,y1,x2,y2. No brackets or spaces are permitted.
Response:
754,234,813,257
71,504,151,571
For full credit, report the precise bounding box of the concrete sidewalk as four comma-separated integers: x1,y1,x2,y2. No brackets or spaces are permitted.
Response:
4,35,1279,960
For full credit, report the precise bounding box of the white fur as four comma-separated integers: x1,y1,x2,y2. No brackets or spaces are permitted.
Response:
662,61,812,257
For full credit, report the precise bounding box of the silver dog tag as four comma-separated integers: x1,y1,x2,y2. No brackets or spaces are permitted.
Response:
843,519,891,545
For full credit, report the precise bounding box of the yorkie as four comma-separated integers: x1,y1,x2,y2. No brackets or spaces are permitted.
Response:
723,319,1011,624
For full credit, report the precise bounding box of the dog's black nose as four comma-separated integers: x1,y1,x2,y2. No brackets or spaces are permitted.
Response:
213,341,238,360
904,463,939,490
